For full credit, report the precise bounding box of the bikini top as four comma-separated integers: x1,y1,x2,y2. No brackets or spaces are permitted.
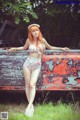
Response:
29,44,42,55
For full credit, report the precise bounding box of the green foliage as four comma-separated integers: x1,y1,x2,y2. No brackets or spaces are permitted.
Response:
31,0,68,16
0,0,38,24
0,0,80,24
31,0,80,21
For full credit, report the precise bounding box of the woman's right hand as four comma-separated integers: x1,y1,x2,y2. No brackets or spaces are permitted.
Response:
7,48,16,53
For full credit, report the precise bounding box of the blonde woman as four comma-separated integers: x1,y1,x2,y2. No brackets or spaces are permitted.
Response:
8,24,69,117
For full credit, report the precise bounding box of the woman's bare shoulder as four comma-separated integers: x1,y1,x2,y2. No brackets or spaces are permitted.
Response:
42,38,47,43
25,38,30,44
42,37,46,41
27,39,31,45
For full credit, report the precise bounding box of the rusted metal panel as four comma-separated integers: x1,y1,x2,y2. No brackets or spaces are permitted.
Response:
0,49,80,91
41,53,80,90
0,49,43,90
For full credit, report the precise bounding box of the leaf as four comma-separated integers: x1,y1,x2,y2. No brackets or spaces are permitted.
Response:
29,11,38,19
15,17,20,24
23,16,30,23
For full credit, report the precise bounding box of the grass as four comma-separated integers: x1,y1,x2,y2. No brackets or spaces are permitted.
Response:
0,101,80,120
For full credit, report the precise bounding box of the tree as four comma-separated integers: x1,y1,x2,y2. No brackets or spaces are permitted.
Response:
31,0,80,21
0,0,38,24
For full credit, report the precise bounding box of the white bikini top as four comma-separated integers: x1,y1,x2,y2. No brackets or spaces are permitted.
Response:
29,44,42,55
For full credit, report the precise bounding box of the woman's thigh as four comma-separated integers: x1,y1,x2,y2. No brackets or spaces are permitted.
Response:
23,66,31,84
30,68,41,85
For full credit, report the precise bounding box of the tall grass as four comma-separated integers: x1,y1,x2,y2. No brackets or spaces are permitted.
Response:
0,101,80,120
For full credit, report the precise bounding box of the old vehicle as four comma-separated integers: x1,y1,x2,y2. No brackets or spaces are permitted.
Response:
0,49,80,91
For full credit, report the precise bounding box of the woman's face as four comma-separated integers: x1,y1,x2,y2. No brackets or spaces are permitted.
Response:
31,27,39,38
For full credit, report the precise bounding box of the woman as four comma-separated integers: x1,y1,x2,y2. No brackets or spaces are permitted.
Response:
8,23,69,117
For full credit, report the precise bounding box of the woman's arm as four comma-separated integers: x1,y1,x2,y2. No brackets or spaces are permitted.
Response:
43,38,69,51
7,39,29,52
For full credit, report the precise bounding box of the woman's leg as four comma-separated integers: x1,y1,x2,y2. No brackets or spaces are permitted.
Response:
23,66,31,102
27,68,41,108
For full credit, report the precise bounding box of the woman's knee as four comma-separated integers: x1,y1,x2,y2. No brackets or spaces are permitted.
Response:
25,81,30,87
29,83,36,89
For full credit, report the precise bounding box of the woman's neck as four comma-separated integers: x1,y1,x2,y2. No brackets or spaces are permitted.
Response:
33,36,37,41
33,37,38,44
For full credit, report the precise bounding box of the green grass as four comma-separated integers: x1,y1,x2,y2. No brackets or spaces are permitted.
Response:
0,101,80,120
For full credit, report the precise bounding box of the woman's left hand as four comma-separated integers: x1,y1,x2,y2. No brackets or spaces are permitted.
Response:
62,47,70,51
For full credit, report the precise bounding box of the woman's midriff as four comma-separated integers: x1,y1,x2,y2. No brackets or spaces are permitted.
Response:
29,52,42,59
